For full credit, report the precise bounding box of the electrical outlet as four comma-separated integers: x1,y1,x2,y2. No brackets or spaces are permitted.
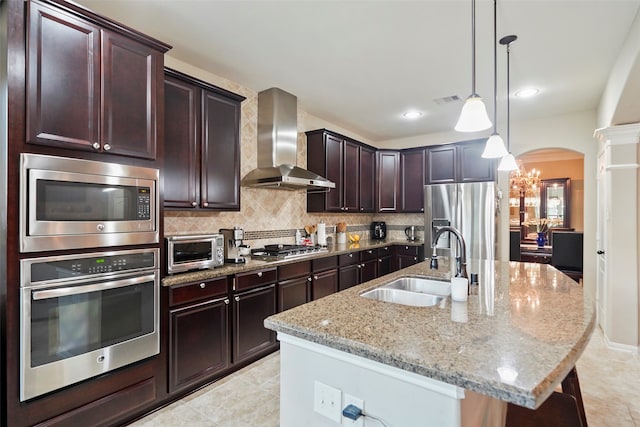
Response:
314,381,342,423
342,393,364,427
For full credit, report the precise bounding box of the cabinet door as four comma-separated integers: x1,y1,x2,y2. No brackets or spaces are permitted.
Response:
343,140,360,212
359,146,376,212
339,264,360,291
397,254,419,270
169,297,230,393
360,259,377,283
427,145,456,184
201,89,242,210
401,148,426,212
324,134,344,212
232,284,276,363
378,256,393,277
102,30,159,159
312,269,338,300
377,151,400,212
164,75,199,208
457,140,495,182
26,2,100,150
278,277,311,311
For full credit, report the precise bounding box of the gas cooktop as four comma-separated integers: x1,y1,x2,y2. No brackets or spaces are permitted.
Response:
250,244,328,261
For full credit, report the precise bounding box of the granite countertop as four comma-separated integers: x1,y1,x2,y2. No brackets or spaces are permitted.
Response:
162,239,423,287
264,259,596,410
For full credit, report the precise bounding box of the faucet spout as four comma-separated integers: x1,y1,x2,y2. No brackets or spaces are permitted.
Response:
430,226,468,279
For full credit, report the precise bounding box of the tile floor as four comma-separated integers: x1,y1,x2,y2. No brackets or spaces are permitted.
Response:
130,327,639,426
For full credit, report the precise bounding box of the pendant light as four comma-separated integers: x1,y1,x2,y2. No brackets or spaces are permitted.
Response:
455,0,492,132
481,0,508,158
497,34,519,171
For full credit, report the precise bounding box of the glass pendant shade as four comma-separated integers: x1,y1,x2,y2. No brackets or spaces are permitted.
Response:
454,95,492,132
497,153,518,171
481,133,508,158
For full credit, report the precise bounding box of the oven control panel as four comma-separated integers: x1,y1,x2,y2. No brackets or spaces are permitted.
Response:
23,249,159,284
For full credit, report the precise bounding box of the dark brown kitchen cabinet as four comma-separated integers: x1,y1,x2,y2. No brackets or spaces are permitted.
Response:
164,68,245,210
277,261,312,311
427,140,495,184
378,245,393,277
232,284,277,363
168,277,230,393
233,268,278,364
401,148,427,212
311,256,339,300
307,129,376,213
169,297,230,393
359,145,376,212
394,245,424,270
26,1,168,158
377,150,400,212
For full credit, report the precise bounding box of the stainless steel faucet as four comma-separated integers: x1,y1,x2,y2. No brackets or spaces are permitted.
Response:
430,226,468,279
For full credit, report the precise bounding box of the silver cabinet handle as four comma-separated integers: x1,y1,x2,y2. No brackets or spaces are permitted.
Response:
199,283,206,289
203,202,209,207
257,271,263,277
368,250,373,254
224,298,230,305
234,296,240,302
414,257,417,261
360,207,364,211
92,142,100,150
307,277,312,282
191,201,197,207
103,143,111,151
348,253,353,258
378,259,382,263
314,275,319,280
405,246,409,250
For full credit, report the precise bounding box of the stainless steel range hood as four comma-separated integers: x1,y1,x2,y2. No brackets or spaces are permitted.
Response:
241,88,335,191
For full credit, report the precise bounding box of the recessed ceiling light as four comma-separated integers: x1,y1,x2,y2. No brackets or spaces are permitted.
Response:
515,88,539,98
403,110,423,119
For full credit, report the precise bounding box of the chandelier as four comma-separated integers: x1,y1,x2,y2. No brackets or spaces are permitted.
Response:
510,162,541,197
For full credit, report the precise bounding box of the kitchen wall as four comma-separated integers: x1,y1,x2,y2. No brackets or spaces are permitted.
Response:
163,56,424,246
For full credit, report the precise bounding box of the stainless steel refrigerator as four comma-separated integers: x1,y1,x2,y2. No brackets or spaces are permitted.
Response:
424,182,497,262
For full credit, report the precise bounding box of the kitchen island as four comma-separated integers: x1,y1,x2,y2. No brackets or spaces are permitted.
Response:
265,259,595,427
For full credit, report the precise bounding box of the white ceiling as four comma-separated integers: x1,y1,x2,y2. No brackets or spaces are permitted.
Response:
76,0,640,143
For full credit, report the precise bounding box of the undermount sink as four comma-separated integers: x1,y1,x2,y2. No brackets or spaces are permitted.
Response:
360,276,450,307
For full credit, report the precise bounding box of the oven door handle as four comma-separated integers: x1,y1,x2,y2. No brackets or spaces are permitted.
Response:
31,273,157,301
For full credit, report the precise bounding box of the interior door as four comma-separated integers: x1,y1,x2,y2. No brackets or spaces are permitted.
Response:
596,148,608,331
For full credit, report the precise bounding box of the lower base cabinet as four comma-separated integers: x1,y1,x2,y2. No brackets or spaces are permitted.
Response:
233,284,277,364
169,297,230,393
313,268,339,299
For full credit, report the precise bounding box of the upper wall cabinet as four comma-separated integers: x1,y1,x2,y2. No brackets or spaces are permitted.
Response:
400,148,427,213
26,0,169,159
376,150,400,213
306,130,375,213
427,139,495,184
164,69,245,210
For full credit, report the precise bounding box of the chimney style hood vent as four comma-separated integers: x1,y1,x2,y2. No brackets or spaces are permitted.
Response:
241,88,335,191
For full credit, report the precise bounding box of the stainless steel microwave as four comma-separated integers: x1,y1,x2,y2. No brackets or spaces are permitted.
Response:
166,234,225,274
20,153,159,252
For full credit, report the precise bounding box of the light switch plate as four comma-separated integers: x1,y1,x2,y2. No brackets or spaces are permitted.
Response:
314,381,342,423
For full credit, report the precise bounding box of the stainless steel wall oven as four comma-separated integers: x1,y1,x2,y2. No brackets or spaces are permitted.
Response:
19,153,159,252
20,248,160,401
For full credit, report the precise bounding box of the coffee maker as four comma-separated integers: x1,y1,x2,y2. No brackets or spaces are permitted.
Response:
219,227,246,264
371,221,387,240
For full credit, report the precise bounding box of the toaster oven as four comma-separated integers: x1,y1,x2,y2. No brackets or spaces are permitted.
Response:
166,234,224,274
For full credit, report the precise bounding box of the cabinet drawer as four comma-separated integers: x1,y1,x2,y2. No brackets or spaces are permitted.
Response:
339,252,360,266
395,245,420,256
360,248,377,261
378,246,392,257
313,255,338,272
278,260,312,281
169,277,228,307
235,268,277,291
